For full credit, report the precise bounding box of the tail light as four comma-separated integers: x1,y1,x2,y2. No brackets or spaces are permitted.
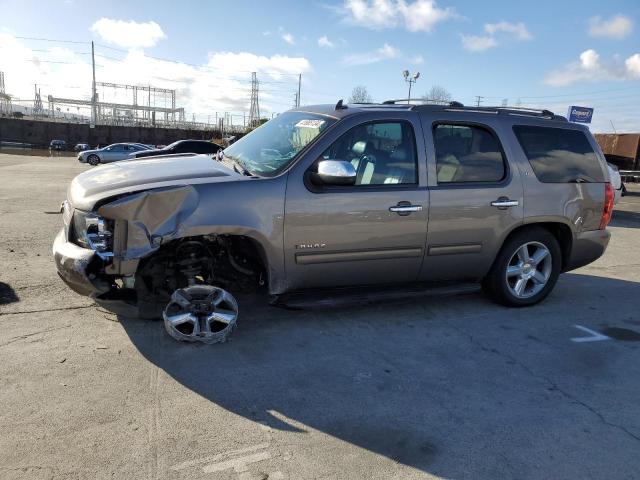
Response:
599,182,614,230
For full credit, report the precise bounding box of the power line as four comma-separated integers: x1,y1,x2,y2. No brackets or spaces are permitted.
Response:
12,36,90,45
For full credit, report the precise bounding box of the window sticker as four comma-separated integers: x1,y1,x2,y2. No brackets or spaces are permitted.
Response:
295,119,326,129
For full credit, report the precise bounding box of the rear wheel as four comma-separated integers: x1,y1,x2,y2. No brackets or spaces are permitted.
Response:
483,227,561,307
88,154,100,166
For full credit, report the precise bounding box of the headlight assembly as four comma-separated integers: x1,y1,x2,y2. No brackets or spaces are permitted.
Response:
72,210,113,257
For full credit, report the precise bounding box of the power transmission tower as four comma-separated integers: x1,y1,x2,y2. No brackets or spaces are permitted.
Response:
33,84,44,117
475,96,483,107
248,72,260,128
0,71,11,115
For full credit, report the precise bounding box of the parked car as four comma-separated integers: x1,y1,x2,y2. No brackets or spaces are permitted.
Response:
54,101,613,344
607,163,624,204
77,143,150,165
50,139,67,151
129,139,222,159
74,143,91,152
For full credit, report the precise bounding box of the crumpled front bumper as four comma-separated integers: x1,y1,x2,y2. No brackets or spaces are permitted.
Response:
52,229,110,297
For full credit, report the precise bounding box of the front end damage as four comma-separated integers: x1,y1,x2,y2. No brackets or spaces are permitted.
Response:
53,185,266,343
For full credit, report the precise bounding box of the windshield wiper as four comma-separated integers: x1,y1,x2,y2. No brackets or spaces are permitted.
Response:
220,152,252,176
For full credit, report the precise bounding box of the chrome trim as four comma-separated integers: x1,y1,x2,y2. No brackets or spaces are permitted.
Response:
491,200,519,207
389,205,423,213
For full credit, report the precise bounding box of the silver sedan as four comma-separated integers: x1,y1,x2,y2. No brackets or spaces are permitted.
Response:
78,143,150,165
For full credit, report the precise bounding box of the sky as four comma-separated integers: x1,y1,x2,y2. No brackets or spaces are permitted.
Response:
0,0,639,131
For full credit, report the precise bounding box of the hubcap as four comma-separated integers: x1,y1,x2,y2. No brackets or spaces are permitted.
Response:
505,241,552,299
163,285,238,344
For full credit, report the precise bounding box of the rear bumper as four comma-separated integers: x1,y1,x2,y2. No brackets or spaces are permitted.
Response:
52,229,109,297
564,229,611,272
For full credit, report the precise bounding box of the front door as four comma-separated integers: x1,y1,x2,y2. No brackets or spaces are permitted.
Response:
419,119,524,281
284,118,429,290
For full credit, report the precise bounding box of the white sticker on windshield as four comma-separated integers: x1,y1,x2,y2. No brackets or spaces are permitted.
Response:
296,119,326,129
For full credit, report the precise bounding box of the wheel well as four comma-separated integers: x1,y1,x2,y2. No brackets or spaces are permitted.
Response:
502,222,573,270
133,234,268,318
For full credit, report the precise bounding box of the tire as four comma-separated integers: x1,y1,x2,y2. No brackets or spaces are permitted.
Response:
482,227,561,307
87,154,100,166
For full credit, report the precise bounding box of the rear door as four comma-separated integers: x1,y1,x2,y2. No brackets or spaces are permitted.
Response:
419,115,524,281
284,113,430,289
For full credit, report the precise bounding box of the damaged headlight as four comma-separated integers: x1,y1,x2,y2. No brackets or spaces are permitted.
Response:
72,210,113,257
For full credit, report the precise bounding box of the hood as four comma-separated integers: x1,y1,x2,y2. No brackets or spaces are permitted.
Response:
68,154,241,211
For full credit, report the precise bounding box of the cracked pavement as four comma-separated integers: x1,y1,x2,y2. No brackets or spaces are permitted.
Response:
1,153,639,480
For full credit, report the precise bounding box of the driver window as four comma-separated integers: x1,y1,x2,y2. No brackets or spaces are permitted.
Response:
320,121,417,185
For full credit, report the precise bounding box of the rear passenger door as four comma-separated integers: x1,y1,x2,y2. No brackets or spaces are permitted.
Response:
419,118,524,282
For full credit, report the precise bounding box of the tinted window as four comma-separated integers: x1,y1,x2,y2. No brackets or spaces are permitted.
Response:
320,121,418,185
513,126,604,183
434,124,506,183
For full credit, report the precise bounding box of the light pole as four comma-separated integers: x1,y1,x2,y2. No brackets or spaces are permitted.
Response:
403,70,420,104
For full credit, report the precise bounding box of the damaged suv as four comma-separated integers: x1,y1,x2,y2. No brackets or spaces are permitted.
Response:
54,101,613,343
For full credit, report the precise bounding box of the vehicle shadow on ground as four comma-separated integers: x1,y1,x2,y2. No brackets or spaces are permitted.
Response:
0,282,19,305
119,273,640,478
611,209,640,229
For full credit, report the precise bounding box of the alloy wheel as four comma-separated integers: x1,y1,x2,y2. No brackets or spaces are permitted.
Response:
505,241,552,299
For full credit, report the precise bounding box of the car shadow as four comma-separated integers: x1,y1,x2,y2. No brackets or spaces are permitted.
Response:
118,273,640,478
0,282,19,305
611,209,640,228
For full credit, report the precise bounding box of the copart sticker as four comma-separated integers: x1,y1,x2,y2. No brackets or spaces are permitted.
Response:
296,119,325,129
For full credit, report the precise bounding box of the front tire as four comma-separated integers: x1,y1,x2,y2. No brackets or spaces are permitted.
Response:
87,154,100,166
483,227,561,307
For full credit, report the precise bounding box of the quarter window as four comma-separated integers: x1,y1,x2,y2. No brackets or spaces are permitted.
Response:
320,121,418,185
433,124,506,183
513,125,604,183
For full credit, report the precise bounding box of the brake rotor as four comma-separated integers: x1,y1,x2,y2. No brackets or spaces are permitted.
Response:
163,285,239,344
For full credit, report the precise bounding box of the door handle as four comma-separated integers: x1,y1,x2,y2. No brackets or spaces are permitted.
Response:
389,204,423,214
491,197,519,209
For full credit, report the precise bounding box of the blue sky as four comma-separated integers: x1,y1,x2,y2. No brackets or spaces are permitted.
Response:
0,0,639,131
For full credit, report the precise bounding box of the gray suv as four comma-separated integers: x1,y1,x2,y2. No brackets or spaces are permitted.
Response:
53,101,614,343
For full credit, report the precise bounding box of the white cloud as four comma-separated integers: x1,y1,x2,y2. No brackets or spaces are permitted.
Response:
589,15,633,39
461,35,498,52
484,21,531,40
90,18,166,49
318,35,335,48
278,27,295,45
545,49,640,86
409,54,424,64
342,42,400,66
281,32,295,45
462,20,531,52
626,53,640,78
340,0,455,32
0,33,311,118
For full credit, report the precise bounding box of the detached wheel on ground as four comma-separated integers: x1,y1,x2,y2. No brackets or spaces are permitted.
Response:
163,285,239,344
87,154,100,166
482,227,561,307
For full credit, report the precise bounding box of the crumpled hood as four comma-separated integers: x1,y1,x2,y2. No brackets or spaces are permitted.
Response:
68,154,241,211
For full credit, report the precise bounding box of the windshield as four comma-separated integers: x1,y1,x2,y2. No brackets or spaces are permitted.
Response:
223,112,337,176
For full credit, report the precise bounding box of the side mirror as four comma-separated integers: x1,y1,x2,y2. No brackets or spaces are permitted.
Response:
313,160,356,186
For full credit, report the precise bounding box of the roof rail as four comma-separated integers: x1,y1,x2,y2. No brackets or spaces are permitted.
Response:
412,104,567,121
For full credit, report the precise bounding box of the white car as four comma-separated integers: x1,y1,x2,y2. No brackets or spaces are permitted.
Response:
607,163,623,204
78,143,150,166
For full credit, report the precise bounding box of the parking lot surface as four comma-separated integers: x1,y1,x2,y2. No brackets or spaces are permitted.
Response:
1,153,639,480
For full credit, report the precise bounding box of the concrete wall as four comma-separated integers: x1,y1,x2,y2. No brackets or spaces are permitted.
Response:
0,117,223,148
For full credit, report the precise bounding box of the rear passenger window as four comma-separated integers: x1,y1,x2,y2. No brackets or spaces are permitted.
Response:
320,121,418,185
513,126,604,183
433,124,506,183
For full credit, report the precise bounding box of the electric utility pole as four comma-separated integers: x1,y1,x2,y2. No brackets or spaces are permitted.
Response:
475,96,483,107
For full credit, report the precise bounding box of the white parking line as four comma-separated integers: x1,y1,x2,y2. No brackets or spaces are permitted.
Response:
571,325,611,343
